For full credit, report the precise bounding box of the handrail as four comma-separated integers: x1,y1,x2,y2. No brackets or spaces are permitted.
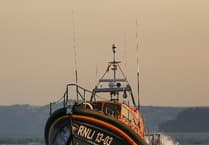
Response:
49,83,93,115
64,83,93,107
66,83,92,93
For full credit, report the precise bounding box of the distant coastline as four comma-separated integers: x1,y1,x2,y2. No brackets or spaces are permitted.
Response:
0,104,208,136
159,107,209,132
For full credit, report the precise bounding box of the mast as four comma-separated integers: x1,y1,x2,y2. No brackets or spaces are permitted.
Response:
90,44,137,107
112,44,117,80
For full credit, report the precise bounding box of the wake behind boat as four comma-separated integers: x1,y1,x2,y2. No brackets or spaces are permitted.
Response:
44,44,162,145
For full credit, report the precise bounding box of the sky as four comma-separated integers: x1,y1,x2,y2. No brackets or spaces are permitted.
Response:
0,0,209,106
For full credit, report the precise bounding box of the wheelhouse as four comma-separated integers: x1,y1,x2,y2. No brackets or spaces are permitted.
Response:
90,101,144,138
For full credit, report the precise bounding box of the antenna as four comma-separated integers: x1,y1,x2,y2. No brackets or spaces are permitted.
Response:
95,64,98,84
72,10,79,102
112,44,116,62
123,32,128,76
136,19,142,111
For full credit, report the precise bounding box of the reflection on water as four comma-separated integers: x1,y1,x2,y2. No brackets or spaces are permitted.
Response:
0,132,209,145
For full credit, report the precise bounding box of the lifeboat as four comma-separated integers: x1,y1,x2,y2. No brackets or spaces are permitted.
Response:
45,44,148,145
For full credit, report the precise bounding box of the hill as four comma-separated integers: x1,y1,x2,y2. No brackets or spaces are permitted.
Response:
141,106,184,131
159,107,209,132
0,104,49,136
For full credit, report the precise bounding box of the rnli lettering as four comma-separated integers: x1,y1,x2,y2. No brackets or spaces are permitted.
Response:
77,125,113,145
77,125,95,140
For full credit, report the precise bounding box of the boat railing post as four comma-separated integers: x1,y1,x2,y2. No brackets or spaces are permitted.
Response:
84,89,86,103
65,85,69,108
50,102,52,116
63,94,66,108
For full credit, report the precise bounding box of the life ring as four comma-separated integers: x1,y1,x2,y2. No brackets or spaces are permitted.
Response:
82,102,93,110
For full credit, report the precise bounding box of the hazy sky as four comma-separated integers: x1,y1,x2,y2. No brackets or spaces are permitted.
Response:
0,0,209,106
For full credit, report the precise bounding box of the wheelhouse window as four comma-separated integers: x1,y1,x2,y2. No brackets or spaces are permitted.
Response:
92,102,102,111
121,106,129,120
121,106,138,125
103,103,121,116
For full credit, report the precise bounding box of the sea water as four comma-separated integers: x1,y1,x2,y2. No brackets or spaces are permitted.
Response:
0,133,209,145
161,132,209,145
0,136,44,145
160,134,179,145
145,133,179,145
167,132,209,145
